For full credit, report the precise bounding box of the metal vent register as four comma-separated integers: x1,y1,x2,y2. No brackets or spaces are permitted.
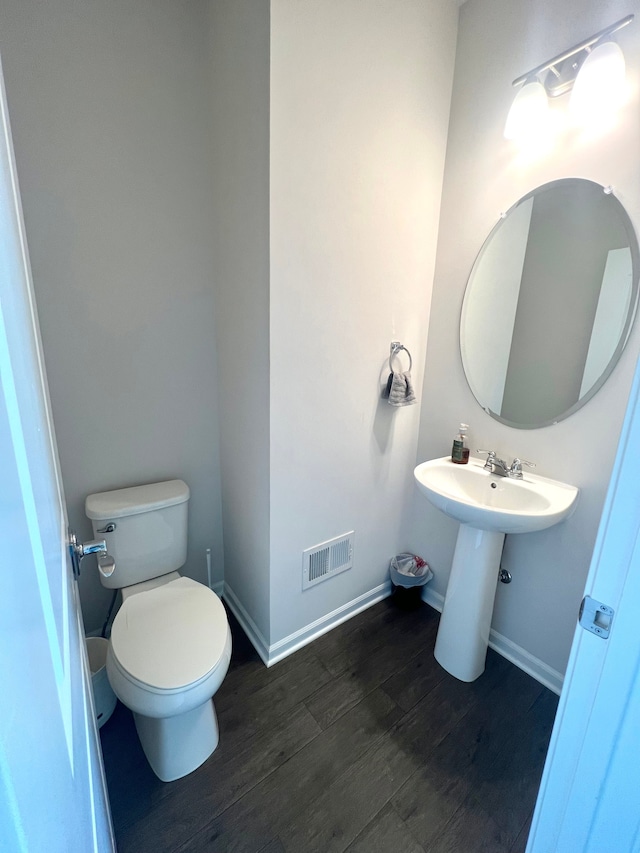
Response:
302,531,354,590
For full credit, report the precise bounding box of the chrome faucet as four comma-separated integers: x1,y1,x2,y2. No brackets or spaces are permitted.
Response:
508,457,536,479
477,450,536,479
478,450,510,477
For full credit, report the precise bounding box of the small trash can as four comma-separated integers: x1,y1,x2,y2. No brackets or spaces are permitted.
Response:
389,553,433,609
86,636,117,729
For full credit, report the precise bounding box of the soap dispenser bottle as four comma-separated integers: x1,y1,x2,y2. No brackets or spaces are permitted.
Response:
451,423,470,464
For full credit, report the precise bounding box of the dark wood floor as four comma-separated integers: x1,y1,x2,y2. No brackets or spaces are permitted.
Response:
100,596,558,853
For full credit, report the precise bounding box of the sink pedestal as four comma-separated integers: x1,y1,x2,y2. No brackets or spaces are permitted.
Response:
414,456,578,682
434,524,505,682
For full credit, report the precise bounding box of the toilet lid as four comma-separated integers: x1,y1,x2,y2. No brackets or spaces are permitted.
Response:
110,576,229,690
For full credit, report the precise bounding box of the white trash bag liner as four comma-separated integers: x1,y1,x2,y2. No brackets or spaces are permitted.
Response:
389,553,433,588
86,636,117,729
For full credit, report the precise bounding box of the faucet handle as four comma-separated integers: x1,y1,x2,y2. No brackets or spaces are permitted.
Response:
477,450,496,469
509,458,536,479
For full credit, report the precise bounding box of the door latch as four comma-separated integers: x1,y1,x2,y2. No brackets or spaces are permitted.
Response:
68,529,108,579
579,595,614,639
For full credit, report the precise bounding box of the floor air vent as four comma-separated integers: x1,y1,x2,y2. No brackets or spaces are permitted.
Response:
302,531,354,590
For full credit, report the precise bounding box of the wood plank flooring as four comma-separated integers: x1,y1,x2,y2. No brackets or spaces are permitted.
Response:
99,597,557,853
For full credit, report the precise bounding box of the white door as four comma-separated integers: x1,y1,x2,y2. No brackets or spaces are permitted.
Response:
528,344,640,850
0,61,115,852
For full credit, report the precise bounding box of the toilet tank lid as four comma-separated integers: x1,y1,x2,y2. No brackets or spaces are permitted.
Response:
85,480,190,520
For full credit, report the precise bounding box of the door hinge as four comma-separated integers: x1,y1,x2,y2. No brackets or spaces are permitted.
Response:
579,595,614,639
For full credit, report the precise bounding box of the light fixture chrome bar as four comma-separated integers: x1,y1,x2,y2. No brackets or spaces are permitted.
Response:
512,14,633,88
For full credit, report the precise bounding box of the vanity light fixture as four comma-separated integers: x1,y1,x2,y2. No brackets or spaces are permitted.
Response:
569,40,626,125
503,80,549,141
504,14,633,141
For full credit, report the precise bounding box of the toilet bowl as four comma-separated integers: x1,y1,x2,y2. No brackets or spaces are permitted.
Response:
107,573,231,781
86,480,232,782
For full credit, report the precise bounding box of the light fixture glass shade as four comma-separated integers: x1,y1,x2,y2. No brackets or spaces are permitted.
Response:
570,41,626,124
504,81,549,141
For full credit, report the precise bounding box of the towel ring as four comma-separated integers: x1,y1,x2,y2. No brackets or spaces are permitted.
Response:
389,341,413,373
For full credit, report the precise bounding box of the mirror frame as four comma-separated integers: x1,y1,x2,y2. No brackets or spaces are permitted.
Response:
460,178,640,429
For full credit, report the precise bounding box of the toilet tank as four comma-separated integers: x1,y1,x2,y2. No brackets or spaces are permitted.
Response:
85,480,190,590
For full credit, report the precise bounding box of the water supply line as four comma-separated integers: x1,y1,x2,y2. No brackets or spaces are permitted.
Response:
206,547,212,590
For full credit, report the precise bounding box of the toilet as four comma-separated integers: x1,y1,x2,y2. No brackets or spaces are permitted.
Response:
85,480,231,782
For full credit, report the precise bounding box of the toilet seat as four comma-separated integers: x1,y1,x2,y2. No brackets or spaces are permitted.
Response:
110,575,229,691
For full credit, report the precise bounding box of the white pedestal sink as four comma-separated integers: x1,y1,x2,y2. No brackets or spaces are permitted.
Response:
414,456,579,682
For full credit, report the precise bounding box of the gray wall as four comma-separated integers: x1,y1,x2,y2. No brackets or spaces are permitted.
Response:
206,0,458,649
208,0,271,641
267,0,459,646
406,0,640,678
0,0,225,631
4,0,637,682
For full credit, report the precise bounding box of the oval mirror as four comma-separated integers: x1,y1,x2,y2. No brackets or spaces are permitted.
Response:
460,178,639,428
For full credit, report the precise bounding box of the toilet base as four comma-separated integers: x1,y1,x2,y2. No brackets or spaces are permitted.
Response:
134,699,219,782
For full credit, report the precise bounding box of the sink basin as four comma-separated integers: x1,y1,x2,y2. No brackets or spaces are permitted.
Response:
414,456,578,534
414,456,579,683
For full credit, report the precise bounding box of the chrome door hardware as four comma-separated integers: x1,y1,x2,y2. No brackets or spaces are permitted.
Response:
76,539,107,557
68,529,108,579
579,595,614,639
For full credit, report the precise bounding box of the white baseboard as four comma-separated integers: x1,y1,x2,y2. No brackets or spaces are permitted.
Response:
223,581,393,667
489,629,564,695
266,582,393,666
222,584,271,666
421,585,564,696
223,579,563,693
210,579,225,598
